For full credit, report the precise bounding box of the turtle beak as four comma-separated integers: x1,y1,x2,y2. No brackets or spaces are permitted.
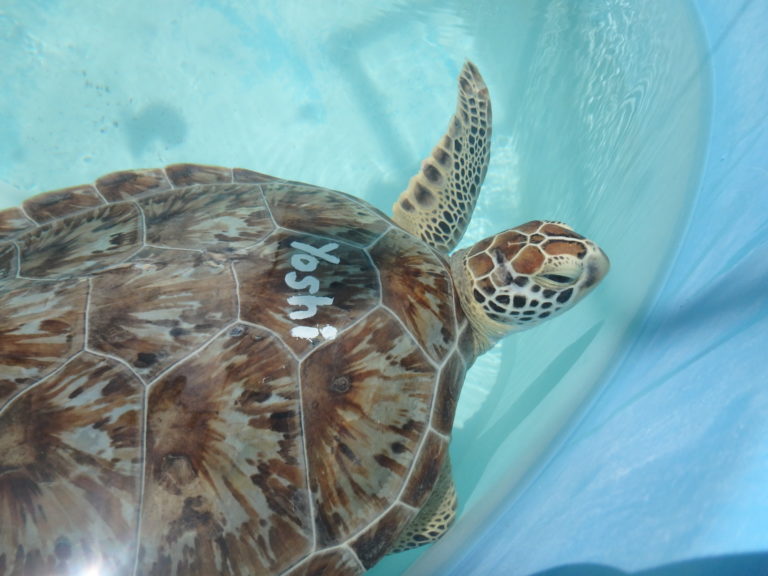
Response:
583,246,610,289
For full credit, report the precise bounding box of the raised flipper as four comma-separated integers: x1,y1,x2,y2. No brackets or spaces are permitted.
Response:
389,455,457,553
392,61,492,254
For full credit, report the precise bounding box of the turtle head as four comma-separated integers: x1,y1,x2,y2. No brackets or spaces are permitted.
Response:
451,220,609,355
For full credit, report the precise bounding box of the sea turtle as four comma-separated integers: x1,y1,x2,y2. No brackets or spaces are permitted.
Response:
0,62,608,575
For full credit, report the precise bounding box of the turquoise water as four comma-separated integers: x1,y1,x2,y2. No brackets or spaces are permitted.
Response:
0,1,711,574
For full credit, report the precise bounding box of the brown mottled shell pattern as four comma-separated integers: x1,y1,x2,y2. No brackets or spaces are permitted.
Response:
0,164,472,576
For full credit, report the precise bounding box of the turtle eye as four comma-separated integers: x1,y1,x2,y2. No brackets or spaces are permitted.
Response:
542,273,576,285
538,259,583,289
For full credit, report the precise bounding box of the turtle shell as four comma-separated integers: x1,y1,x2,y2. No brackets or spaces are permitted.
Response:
0,164,473,576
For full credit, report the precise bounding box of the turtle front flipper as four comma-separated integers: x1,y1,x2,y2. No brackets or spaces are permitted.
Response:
393,61,492,254
389,455,458,553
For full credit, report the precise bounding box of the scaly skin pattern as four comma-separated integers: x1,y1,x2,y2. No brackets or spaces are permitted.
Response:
452,220,609,355
393,61,491,253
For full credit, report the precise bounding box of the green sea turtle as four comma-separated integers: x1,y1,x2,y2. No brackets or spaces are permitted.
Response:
0,62,608,575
